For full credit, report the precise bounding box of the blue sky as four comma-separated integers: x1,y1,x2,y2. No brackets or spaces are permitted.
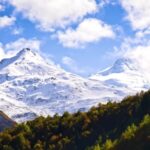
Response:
0,0,150,76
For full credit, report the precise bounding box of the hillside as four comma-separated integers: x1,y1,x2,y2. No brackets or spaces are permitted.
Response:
0,90,149,150
0,111,16,132
90,114,150,150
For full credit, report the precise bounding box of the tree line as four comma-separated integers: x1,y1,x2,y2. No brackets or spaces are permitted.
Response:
0,90,150,150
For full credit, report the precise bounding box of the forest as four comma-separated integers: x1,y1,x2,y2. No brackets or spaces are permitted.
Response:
0,90,150,150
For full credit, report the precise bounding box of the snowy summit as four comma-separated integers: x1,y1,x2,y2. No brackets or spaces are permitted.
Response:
0,49,149,122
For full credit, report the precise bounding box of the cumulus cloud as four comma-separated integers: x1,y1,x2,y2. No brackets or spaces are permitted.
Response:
62,56,76,66
124,44,150,79
0,16,15,28
120,37,150,67
120,0,150,30
0,43,5,60
7,0,97,31
135,28,150,38
62,56,80,72
108,34,150,79
11,27,23,35
0,4,5,11
57,18,115,48
62,56,86,74
0,38,41,58
99,0,116,8
5,38,41,52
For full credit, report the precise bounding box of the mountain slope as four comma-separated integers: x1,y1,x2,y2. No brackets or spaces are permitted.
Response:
0,48,119,122
0,48,149,122
0,111,16,132
90,57,150,91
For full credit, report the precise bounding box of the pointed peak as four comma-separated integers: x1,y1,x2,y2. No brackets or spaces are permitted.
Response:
0,48,42,70
23,48,31,51
21,48,31,53
14,48,41,61
18,48,36,55
97,57,138,76
113,58,133,67
114,57,131,64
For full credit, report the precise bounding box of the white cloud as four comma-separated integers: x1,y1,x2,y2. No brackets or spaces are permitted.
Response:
108,33,150,78
0,38,41,60
12,27,23,35
124,44,150,79
62,56,86,74
0,16,15,28
99,0,116,8
105,28,150,70
0,43,5,60
4,38,41,56
57,18,115,48
62,56,75,66
99,0,110,8
120,0,150,30
135,27,150,38
0,4,5,11
62,56,79,72
7,0,97,31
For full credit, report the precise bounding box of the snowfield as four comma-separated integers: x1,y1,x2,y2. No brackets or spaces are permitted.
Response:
0,48,149,122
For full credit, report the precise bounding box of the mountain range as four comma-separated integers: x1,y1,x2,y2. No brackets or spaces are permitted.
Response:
0,48,149,122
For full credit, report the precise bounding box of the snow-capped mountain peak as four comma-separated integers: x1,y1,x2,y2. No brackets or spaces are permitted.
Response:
10,48,47,65
0,48,56,76
98,58,139,76
90,56,150,91
0,49,149,123
0,48,114,122
0,48,38,66
15,48,38,59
